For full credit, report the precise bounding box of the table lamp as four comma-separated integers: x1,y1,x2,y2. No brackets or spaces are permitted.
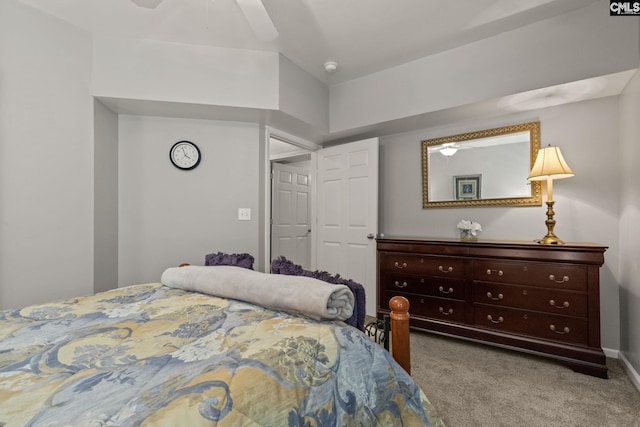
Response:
527,145,574,244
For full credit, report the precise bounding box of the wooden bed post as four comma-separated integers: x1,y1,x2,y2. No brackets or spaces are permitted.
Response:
389,296,411,375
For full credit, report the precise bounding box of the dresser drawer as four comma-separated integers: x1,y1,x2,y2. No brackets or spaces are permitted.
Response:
380,253,465,278
473,259,587,291
384,292,466,323
381,274,466,300
473,304,588,345
473,282,588,317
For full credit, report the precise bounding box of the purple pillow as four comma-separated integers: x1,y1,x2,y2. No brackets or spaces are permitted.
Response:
271,256,366,331
205,252,255,270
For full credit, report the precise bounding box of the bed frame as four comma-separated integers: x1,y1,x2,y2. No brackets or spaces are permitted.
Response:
367,296,411,374
388,296,411,374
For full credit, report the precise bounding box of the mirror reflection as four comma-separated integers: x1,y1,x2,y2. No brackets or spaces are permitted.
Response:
421,122,542,208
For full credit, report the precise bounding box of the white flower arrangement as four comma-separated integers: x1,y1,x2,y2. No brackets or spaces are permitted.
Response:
457,220,482,236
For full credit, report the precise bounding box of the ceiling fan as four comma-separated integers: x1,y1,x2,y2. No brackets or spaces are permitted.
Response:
429,142,472,157
130,0,279,41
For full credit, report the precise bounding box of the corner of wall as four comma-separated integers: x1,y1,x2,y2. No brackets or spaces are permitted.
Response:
278,54,330,132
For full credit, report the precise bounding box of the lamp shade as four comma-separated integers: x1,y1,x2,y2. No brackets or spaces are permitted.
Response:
528,145,574,181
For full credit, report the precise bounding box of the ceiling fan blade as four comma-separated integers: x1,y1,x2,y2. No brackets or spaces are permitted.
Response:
236,0,279,41
130,0,164,9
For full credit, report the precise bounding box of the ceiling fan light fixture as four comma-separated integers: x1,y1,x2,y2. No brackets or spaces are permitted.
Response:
438,143,459,157
440,146,458,157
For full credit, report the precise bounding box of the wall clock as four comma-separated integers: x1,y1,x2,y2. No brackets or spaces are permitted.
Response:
170,140,201,170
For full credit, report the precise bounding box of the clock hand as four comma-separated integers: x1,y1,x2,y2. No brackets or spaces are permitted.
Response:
181,147,191,159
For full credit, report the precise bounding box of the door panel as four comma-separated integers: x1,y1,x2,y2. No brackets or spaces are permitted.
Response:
271,163,311,269
316,138,379,316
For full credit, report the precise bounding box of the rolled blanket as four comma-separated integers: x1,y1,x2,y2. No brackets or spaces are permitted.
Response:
161,265,354,322
270,256,366,331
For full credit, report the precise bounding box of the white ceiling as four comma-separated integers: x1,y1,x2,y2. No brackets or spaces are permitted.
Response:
16,0,600,84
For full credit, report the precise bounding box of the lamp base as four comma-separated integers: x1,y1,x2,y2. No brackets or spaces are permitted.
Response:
535,235,564,245
536,200,565,245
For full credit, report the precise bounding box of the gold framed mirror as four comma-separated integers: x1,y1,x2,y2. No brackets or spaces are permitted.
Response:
421,122,542,208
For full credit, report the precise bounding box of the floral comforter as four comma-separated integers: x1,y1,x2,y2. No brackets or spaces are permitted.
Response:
0,284,444,426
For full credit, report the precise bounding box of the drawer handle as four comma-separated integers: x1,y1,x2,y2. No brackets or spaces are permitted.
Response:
549,299,570,309
487,315,504,324
486,292,503,301
439,286,454,294
486,269,504,276
550,325,570,334
438,307,454,315
394,281,408,288
549,274,569,284
394,262,408,269
438,266,453,273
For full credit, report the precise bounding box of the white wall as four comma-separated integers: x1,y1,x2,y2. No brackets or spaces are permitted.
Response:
118,115,261,286
379,96,621,350
0,0,94,309
330,0,639,133
619,70,640,377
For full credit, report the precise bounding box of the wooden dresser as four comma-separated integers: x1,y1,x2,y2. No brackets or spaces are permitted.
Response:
377,237,608,378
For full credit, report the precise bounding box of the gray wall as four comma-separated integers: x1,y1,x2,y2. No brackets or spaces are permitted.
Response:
278,55,329,133
91,36,279,111
619,70,640,377
118,115,261,286
0,0,94,309
94,100,119,294
379,96,622,351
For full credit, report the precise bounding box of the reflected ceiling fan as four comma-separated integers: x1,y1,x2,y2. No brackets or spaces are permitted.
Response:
429,142,472,157
130,0,279,41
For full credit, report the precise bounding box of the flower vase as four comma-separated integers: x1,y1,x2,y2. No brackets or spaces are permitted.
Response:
460,230,478,242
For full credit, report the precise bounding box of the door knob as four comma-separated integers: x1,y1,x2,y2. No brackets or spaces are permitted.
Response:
367,233,375,239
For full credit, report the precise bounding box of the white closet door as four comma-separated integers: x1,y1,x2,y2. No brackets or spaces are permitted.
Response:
271,163,311,269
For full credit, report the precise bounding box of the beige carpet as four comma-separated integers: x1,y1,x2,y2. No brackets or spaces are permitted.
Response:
409,330,640,427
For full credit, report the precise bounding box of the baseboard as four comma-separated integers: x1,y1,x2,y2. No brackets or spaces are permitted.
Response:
602,346,619,359
603,347,640,393
619,352,640,393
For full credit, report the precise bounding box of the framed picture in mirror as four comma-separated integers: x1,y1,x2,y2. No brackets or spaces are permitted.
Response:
454,175,481,200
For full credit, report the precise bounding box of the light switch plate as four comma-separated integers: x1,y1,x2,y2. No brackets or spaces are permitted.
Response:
238,208,251,221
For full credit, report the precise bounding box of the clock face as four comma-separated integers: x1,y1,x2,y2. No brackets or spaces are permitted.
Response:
170,141,201,170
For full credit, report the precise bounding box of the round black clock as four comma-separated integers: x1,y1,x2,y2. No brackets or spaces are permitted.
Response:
170,141,201,170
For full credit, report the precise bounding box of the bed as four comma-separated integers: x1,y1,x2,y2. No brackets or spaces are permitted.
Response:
0,265,444,426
